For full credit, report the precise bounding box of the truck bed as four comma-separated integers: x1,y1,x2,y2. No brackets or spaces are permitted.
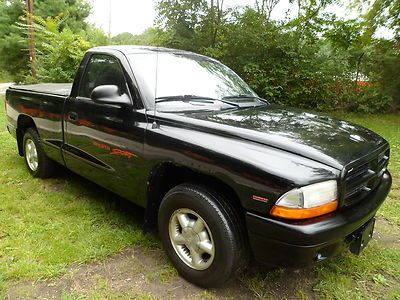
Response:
10,83,72,97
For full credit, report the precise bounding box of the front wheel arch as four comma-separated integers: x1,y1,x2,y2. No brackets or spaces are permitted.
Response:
144,162,245,233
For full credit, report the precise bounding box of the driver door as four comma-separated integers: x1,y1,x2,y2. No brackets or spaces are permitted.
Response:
63,53,148,204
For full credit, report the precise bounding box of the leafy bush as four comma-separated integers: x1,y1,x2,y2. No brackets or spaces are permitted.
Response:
34,28,90,82
19,14,91,83
351,86,394,113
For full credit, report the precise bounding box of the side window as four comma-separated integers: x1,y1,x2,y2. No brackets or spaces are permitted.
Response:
78,55,128,98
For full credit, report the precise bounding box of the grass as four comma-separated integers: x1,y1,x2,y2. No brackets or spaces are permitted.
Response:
0,96,157,297
0,96,399,299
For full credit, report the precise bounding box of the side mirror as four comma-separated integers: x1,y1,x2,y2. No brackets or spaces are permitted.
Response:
90,85,131,106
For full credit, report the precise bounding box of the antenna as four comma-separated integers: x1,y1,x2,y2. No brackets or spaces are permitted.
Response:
108,0,112,42
152,47,159,129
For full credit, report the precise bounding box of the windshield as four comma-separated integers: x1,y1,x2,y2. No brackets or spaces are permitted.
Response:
128,52,261,111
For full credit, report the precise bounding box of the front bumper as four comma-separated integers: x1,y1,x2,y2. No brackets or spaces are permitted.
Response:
246,171,392,267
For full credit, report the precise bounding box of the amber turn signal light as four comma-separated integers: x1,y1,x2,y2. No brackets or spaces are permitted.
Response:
270,200,338,220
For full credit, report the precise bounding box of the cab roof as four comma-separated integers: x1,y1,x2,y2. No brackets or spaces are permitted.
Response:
90,45,198,56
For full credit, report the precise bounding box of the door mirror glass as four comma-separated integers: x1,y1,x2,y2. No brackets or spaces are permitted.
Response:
91,85,131,106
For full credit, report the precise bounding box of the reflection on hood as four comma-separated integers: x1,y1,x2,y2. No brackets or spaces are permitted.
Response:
184,105,387,168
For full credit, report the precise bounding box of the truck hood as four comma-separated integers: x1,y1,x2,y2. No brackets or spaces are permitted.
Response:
178,105,387,169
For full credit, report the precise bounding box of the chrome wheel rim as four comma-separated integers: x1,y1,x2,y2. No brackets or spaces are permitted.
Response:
25,139,38,171
169,208,215,270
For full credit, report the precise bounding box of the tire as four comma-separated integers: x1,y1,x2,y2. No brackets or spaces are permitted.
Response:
23,128,55,178
158,183,247,287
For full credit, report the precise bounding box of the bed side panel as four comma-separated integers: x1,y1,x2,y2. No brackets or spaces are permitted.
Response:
6,89,66,165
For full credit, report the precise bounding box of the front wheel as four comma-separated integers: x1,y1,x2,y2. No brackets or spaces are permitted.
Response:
23,128,55,178
158,183,247,287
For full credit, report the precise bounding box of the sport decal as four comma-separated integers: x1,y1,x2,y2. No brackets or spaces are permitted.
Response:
93,140,110,151
92,140,138,159
110,148,138,158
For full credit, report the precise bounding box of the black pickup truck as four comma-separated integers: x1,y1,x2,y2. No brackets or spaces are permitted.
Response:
5,46,392,287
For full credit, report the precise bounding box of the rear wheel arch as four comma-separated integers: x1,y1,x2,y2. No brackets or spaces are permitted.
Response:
17,114,37,156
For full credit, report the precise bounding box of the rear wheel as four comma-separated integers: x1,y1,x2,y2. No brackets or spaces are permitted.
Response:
23,128,55,178
158,183,247,287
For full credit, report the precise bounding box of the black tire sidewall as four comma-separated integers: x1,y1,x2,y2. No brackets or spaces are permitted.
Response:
158,184,240,287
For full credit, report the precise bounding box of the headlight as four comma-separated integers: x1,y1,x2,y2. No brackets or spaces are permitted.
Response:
270,180,338,220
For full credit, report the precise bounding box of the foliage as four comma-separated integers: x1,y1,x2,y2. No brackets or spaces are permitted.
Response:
0,0,398,112
359,0,400,38
0,0,30,81
0,0,93,82
216,9,346,109
155,0,226,51
0,70,12,83
362,39,400,111
111,32,136,45
33,0,91,32
83,25,109,47
111,28,165,46
17,14,91,83
154,0,399,113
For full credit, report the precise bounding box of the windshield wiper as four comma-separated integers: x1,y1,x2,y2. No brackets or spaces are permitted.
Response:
155,95,239,107
223,95,268,103
155,95,216,103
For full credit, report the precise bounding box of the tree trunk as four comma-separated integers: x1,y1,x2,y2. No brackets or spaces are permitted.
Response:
26,0,37,79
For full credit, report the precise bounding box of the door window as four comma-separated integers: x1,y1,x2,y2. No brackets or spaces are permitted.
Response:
78,54,128,98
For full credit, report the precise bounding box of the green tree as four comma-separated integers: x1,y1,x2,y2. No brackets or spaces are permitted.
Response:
84,25,108,46
111,28,164,46
0,0,92,82
361,40,400,111
255,0,281,21
155,0,208,50
111,32,136,45
0,0,28,81
359,0,400,110
360,0,400,38
155,0,226,51
34,0,91,32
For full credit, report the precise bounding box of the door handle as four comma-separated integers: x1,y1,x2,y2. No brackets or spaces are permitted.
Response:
68,112,78,121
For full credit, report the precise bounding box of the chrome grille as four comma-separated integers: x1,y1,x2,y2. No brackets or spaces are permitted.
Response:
343,149,389,207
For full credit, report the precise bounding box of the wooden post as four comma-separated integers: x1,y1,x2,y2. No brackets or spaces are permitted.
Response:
26,0,37,79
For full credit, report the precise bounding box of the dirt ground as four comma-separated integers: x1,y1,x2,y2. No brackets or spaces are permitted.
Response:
7,246,256,299
6,244,321,299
